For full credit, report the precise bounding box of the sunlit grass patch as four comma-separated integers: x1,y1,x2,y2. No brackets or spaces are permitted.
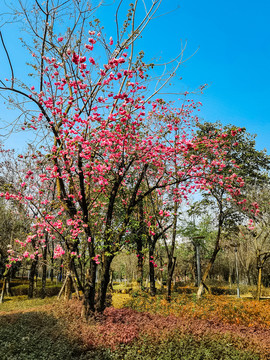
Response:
0,295,57,313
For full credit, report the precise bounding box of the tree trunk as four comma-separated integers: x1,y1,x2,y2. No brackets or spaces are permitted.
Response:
41,245,47,299
165,192,178,301
149,247,156,296
50,266,54,283
81,240,97,319
256,267,262,300
96,254,114,313
228,267,232,289
137,199,145,289
167,256,176,301
81,259,97,319
137,253,144,289
50,241,54,283
194,243,201,287
28,257,38,299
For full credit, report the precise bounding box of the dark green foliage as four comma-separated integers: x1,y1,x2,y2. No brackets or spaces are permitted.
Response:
196,121,270,185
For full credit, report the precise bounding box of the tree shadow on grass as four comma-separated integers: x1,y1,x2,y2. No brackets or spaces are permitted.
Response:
0,311,111,360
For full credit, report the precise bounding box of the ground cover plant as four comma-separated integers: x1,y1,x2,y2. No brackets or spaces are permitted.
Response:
126,292,270,328
0,293,269,359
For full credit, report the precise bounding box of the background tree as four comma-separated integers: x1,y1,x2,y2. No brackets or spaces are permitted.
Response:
193,122,270,298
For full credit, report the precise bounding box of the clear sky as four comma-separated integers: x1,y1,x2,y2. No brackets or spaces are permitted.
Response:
0,0,269,152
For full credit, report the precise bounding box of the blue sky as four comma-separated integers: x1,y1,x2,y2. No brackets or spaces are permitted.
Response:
97,0,270,151
0,0,269,152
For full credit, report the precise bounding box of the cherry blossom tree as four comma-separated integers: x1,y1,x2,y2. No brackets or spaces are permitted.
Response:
0,1,248,316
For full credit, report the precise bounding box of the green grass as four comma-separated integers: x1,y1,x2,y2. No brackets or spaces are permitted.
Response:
0,296,57,313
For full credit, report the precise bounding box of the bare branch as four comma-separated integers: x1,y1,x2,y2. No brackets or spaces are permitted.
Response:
115,0,124,45
40,1,50,92
35,0,47,15
0,31,14,89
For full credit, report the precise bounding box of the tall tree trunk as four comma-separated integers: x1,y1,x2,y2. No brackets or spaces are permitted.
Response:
149,246,156,296
41,241,47,299
50,265,54,283
41,263,47,298
228,265,232,289
137,252,144,289
166,200,178,301
81,258,97,319
193,242,202,287
167,256,176,301
136,199,145,289
256,266,262,300
28,257,38,299
50,241,54,283
96,254,114,313
80,249,85,286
